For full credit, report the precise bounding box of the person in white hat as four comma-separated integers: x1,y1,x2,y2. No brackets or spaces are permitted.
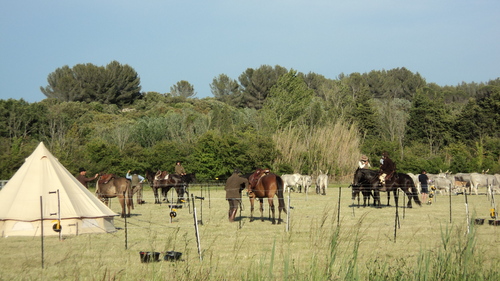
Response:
358,155,371,169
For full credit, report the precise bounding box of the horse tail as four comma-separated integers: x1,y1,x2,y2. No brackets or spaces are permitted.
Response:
408,177,421,206
276,176,287,214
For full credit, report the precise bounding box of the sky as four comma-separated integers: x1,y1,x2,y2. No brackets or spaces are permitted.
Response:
1,0,499,103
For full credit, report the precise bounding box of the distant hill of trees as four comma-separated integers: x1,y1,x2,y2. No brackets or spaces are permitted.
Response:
1,62,498,181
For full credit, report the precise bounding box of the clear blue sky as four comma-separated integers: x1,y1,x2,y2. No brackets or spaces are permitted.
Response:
1,0,499,103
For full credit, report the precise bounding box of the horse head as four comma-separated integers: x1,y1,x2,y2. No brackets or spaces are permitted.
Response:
181,173,196,184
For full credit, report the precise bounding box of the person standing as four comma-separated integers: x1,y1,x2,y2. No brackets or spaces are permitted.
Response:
418,170,429,204
175,161,186,176
126,170,145,204
358,155,371,169
224,169,249,222
378,152,396,191
76,167,98,189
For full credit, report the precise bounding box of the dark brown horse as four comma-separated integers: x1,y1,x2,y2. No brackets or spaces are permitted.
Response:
247,168,287,224
352,168,421,208
96,174,134,218
146,170,186,204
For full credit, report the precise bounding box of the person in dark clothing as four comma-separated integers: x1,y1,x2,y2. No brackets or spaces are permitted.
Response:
174,161,186,175
378,152,396,191
418,170,429,203
76,167,98,189
224,169,249,222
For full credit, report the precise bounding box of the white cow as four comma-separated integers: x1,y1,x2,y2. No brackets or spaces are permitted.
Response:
316,170,328,195
427,173,453,195
281,173,302,192
470,172,500,196
298,175,312,193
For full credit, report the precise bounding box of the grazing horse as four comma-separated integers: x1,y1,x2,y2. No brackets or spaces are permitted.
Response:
247,168,287,224
352,168,421,208
96,174,134,218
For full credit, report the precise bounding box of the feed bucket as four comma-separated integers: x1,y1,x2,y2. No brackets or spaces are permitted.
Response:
164,251,182,261
139,251,161,263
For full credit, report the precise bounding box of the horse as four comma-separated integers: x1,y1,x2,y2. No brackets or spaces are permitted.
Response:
351,184,375,208
96,174,134,218
352,168,422,208
147,170,187,204
247,168,287,224
179,172,196,198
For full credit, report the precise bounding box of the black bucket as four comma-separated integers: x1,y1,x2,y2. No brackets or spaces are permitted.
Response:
474,218,485,225
487,220,500,226
139,251,161,263
164,251,182,261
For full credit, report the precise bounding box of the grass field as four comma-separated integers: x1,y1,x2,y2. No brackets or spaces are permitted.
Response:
1,184,499,280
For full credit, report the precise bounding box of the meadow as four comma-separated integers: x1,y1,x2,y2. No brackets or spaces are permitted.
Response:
0,183,499,281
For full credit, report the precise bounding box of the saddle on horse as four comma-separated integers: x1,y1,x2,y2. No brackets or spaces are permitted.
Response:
248,168,270,194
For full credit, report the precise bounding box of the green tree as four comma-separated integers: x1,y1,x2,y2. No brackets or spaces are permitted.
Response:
170,80,196,98
261,70,314,131
350,90,380,139
238,65,287,109
406,90,451,155
210,74,241,106
40,61,141,106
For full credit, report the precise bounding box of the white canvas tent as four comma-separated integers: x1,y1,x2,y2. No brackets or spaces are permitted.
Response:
0,142,117,237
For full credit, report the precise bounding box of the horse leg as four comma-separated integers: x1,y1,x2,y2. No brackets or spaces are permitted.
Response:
386,191,391,206
405,189,413,208
118,195,126,218
153,186,160,204
374,190,381,208
259,198,264,222
268,198,276,224
249,197,255,222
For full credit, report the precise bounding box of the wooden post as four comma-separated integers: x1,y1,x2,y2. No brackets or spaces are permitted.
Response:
449,185,452,223
464,190,470,234
337,186,341,227
192,193,202,261
40,196,44,269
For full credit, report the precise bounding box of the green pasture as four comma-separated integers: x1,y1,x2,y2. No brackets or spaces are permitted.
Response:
1,184,499,280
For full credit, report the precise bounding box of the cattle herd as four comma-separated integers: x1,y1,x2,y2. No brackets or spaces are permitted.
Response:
407,171,500,197
281,170,329,195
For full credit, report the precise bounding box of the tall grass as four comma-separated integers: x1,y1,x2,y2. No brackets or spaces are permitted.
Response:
273,121,361,179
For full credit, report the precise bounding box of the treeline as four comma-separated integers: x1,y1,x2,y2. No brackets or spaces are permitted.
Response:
0,62,499,181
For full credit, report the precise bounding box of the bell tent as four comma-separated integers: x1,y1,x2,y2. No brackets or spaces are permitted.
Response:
0,142,117,237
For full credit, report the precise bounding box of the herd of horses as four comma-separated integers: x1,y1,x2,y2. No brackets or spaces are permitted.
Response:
93,166,421,222
351,168,421,209
94,171,196,218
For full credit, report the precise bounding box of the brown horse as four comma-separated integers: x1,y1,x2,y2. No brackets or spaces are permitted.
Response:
96,174,134,218
147,170,186,204
247,168,287,224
